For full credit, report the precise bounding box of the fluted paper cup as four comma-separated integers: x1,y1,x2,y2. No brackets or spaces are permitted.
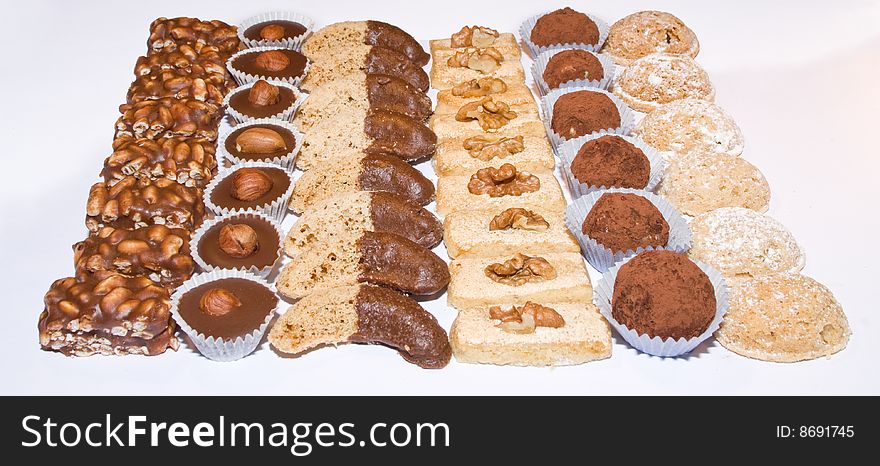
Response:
223,80,307,124
520,11,609,57
217,118,303,171
226,46,311,87
540,86,635,149
532,48,615,95
237,11,314,50
203,161,295,222
557,133,665,198
190,211,284,278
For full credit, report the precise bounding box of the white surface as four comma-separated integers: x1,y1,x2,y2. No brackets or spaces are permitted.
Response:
1,0,879,396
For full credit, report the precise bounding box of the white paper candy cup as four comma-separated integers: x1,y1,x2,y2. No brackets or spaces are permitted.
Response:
226,46,311,87
237,11,314,50
223,80,307,124
217,118,303,171
532,48,615,95
190,211,284,279
594,254,729,357
520,11,609,57
558,133,666,198
170,269,278,362
541,87,635,150
203,161,295,223
565,188,691,272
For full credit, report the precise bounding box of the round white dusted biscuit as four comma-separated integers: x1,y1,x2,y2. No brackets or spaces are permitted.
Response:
688,207,804,280
601,10,700,66
612,53,714,112
715,273,850,363
659,153,770,216
633,99,744,160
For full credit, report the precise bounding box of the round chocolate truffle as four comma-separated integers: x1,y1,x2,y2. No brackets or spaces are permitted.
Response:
612,250,716,340
582,192,669,253
570,135,650,189
543,49,604,89
531,7,600,47
551,90,620,139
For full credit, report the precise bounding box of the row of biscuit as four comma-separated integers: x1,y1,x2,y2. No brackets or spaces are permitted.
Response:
264,20,453,369
428,25,613,366
529,8,849,362
38,17,241,357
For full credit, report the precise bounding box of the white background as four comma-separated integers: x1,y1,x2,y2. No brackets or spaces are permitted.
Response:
2,0,878,395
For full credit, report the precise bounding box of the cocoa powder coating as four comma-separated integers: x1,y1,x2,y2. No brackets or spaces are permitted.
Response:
582,192,668,253
543,49,604,89
531,7,599,47
551,90,620,139
570,135,649,189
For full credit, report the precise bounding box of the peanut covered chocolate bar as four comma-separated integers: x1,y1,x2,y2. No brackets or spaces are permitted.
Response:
147,17,239,56
86,176,205,232
102,136,218,188
38,272,179,356
74,225,195,288
116,98,222,141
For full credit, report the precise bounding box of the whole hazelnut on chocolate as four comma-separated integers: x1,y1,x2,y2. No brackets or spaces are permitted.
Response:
248,80,281,106
199,288,242,316
230,168,273,202
260,24,286,41
219,223,260,258
255,50,290,72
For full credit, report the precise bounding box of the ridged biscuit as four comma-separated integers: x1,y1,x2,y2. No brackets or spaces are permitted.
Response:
659,153,770,216
448,252,592,309
612,53,714,112
450,302,612,366
290,151,434,213
689,207,805,281
443,207,579,258
294,72,431,130
601,10,700,66
715,274,850,363
433,133,555,176
435,80,537,116
436,168,565,216
284,191,442,258
633,99,744,160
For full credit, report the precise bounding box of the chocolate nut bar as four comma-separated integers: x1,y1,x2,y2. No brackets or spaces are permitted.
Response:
116,98,222,141
86,176,205,232
74,225,195,288
38,272,179,356
134,45,228,77
147,17,240,56
102,136,218,188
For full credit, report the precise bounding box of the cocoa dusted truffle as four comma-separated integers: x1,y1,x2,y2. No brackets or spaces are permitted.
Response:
582,192,668,253
551,90,620,139
531,7,600,47
570,135,650,189
612,250,716,340
543,49,604,89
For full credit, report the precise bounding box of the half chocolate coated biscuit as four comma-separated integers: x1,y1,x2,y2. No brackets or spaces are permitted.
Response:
364,109,437,159
269,284,451,369
290,151,435,213
276,231,450,300
295,72,431,130
301,44,428,92
284,191,442,258
303,20,429,67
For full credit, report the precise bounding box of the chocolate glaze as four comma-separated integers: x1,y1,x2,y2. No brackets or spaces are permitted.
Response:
364,47,429,92
571,134,649,189
351,285,451,368
583,192,669,253
224,123,297,160
612,250,715,340
551,90,620,139
177,278,277,339
210,166,291,210
198,216,280,269
231,49,308,80
357,231,450,295
359,153,435,206
363,110,437,161
365,74,432,120
365,21,430,66
369,192,442,249
543,49,604,89
243,20,308,41
229,86,298,119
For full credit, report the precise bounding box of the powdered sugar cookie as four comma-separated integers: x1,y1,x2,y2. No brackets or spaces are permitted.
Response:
660,153,770,216
601,11,700,66
612,54,713,112
688,208,804,280
633,99,744,160
716,273,850,363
